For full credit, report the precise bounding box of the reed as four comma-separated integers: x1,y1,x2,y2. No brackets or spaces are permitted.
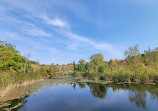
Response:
84,66,158,84
0,71,43,96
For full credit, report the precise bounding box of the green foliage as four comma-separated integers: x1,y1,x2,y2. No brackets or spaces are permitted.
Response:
98,65,105,73
0,41,46,91
90,53,104,66
73,61,77,71
0,41,27,72
73,59,86,72
87,53,104,75
73,70,78,75
78,59,86,72
124,45,140,65
75,45,158,83
29,60,39,65
85,62,89,70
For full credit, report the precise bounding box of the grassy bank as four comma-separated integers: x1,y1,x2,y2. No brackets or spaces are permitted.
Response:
83,66,158,84
0,71,44,96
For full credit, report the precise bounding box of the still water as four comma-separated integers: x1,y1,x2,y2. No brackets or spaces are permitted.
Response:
1,79,158,111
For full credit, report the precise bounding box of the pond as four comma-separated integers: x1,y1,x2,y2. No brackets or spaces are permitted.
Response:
1,79,158,111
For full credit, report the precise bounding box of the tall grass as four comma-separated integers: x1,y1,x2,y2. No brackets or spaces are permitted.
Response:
0,71,44,96
84,66,158,83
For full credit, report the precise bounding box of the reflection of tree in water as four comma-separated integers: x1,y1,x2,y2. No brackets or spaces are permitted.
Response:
73,83,76,90
129,91,147,110
78,83,86,88
87,83,107,99
107,83,158,109
151,92,158,102
149,87,158,102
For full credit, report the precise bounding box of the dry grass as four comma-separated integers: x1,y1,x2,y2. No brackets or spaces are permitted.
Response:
0,71,43,97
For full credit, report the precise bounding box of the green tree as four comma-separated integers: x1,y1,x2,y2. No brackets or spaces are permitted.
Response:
85,62,90,70
78,59,86,72
73,60,78,71
88,53,104,74
124,45,139,65
98,65,105,73
90,53,104,66
0,41,27,72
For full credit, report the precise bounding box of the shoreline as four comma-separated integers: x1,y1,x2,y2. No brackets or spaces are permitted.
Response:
78,79,157,85
0,79,44,97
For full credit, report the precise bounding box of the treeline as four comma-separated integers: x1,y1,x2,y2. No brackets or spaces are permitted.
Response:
41,64,73,76
74,45,158,83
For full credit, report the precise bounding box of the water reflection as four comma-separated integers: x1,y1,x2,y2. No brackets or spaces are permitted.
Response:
78,83,86,88
0,79,74,111
1,79,158,111
82,83,158,110
86,83,107,99
73,83,76,90
129,91,146,109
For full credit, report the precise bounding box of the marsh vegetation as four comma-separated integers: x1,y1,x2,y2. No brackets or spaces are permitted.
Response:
73,45,158,83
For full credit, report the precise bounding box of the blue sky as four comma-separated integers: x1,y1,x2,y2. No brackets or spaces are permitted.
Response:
0,0,158,64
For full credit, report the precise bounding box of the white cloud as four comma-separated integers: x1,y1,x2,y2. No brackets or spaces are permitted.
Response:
23,27,52,37
37,13,123,58
40,15,70,29
61,30,123,58
0,0,125,63
0,31,56,52
19,21,52,38
0,13,52,38
37,13,124,58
